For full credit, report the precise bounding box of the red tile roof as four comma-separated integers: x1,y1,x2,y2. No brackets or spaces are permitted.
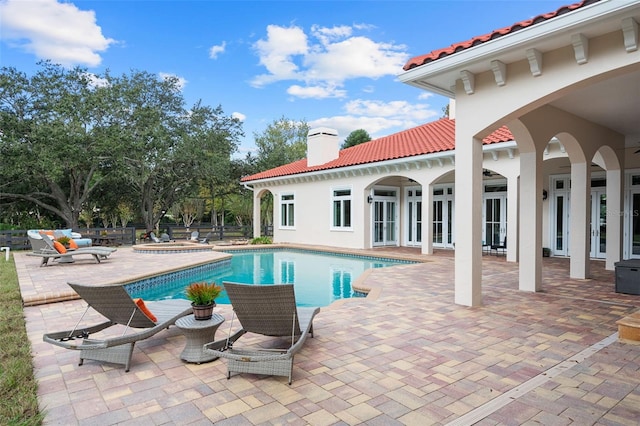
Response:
403,0,601,71
242,118,513,182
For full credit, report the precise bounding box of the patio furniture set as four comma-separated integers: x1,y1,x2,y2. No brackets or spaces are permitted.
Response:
42,281,320,384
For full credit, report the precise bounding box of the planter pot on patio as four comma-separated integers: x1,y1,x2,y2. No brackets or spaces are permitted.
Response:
192,302,215,320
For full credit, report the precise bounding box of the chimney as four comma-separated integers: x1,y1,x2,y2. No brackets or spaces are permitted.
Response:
307,127,339,167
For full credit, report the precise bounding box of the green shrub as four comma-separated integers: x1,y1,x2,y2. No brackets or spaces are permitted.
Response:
250,236,272,245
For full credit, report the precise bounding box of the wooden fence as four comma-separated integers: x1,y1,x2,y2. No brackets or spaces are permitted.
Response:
0,225,273,251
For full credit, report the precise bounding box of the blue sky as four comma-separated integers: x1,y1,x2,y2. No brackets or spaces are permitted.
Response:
0,0,563,157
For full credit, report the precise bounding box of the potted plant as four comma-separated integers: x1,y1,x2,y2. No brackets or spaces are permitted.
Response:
55,236,71,248
185,282,223,320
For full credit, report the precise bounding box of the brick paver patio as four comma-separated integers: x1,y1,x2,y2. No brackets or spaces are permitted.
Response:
14,244,640,425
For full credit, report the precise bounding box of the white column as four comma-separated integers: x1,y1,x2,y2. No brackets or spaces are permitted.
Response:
454,135,483,306
519,151,542,292
570,162,591,279
506,175,519,262
606,168,623,270
253,192,261,238
422,184,433,255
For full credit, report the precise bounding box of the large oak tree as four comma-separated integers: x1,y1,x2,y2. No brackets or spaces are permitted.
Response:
0,62,242,231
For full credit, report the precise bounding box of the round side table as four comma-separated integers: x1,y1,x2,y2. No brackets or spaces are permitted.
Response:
175,313,225,363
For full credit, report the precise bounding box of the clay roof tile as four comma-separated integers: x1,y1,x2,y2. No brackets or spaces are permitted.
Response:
242,118,513,182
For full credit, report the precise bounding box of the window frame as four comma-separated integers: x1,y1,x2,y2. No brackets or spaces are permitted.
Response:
331,186,353,231
279,192,296,229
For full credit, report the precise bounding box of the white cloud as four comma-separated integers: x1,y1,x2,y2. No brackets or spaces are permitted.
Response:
0,0,114,67
251,25,308,87
232,112,246,122
159,72,187,91
287,84,346,99
304,37,407,81
344,99,436,122
250,24,409,98
418,92,434,100
309,99,440,140
209,42,226,59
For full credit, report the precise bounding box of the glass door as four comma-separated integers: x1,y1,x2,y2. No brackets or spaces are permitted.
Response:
405,188,422,247
630,192,640,258
590,189,606,259
483,195,507,248
372,188,398,247
550,177,570,257
433,186,454,248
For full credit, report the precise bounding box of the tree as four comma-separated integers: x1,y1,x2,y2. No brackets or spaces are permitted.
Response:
341,129,371,149
0,62,120,229
253,116,309,171
442,103,450,118
0,63,243,231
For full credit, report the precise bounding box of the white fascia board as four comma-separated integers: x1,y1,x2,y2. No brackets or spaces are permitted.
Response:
243,140,518,186
397,0,638,93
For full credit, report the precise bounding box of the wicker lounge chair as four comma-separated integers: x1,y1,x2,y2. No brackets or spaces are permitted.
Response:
43,282,192,371
199,231,212,244
204,282,320,384
27,233,116,266
148,232,162,243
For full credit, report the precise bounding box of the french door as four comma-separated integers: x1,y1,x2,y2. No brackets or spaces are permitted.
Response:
630,191,640,258
483,195,507,247
590,189,606,259
432,186,454,248
372,188,398,246
552,191,570,256
405,188,422,247
551,176,607,259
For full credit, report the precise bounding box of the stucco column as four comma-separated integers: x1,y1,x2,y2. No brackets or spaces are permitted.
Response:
605,168,623,271
454,134,483,306
253,192,261,238
506,175,519,262
570,162,590,279
422,184,433,255
519,151,542,292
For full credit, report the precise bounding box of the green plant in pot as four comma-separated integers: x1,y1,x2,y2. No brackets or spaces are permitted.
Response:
55,236,71,248
185,282,223,320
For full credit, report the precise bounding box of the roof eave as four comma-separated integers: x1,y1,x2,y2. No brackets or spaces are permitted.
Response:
398,0,635,95
242,140,517,186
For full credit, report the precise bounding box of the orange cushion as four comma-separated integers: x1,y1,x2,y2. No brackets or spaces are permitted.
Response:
52,241,67,254
68,239,79,249
134,298,157,322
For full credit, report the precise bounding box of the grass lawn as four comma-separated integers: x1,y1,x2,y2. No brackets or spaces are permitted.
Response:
0,254,43,425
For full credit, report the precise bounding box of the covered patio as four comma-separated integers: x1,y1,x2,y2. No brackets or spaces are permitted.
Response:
18,246,640,424
400,0,640,307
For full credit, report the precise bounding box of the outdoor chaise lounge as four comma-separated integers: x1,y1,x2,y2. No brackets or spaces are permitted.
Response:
199,231,212,244
27,232,117,266
43,282,193,371
203,282,320,384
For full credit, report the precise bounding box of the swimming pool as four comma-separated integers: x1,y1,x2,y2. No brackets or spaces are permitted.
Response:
126,249,414,307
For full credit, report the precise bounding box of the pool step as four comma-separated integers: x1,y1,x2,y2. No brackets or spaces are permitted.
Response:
616,311,640,343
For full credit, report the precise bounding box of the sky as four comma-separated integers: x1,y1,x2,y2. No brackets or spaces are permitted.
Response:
0,0,564,158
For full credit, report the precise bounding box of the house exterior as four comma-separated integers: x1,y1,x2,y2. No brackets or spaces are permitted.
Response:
242,0,640,306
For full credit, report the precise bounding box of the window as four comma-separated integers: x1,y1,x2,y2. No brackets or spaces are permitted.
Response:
280,193,295,228
332,188,352,229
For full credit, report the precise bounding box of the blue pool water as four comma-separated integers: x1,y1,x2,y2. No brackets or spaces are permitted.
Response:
126,249,412,307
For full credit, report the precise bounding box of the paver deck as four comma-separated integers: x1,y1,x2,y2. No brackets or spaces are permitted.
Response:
14,244,640,425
